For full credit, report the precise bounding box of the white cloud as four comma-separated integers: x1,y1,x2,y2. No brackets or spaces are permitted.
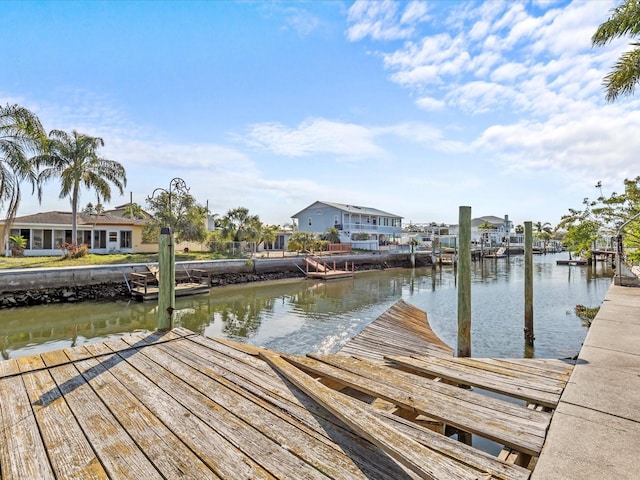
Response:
346,0,430,41
415,96,445,111
245,118,388,159
474,104,640,184
400,1,430,24
490,62,528,83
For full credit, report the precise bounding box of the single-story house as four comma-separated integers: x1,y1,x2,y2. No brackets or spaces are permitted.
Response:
1,211,156,256
291,201,403,249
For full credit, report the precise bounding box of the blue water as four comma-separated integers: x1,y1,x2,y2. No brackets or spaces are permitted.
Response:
0,253,611,360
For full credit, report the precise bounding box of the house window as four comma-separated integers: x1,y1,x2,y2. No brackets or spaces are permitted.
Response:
308,217,312,226
54,230,66,248
43,230,53,249
334,215,338,224
366,216,371,224
94,230,107,249
109,232,117,242
120,230,132,248
79,231,92,246
10,228,31,249
32,229,43,249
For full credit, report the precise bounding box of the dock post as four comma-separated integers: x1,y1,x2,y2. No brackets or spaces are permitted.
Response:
524,221,534,346
157,227,175,331
457,206,472,357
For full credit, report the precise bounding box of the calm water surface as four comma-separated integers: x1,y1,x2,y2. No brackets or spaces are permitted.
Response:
1,253,612,360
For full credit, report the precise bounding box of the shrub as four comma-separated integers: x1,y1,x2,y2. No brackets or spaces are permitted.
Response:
60,242,89,259
9,235,27,257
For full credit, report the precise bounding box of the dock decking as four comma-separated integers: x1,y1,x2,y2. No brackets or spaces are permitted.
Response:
304,256,354,280
0,299,576,479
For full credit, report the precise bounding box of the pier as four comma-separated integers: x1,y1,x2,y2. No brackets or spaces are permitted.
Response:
532,283,640,479
0,283,637,478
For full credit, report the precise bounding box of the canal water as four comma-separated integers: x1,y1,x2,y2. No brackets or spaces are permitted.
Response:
1,253,612,361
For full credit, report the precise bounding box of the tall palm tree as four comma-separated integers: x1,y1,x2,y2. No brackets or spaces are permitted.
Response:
592,0,640,101
37,130,126,244
0,104,45,229
220,207,262,242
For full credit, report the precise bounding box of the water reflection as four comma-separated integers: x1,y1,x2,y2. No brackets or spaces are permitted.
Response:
0,254,613,360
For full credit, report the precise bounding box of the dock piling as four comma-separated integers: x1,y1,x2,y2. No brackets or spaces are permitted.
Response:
524,221,534,346
457,206,472,358
157,227,175,330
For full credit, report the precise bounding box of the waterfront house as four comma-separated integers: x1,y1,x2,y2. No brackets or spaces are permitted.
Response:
448,215,519,246
291,201,403,250
0,211,155,256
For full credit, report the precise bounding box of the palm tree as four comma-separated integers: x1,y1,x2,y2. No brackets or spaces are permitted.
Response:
592,0,640,101
219,207,262,242
36,130,126,244
0,104,45,229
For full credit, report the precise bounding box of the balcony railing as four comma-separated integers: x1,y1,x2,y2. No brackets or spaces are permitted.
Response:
335,223,401,232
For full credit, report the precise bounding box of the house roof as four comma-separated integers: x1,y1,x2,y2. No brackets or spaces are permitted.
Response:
448,215,510,229
2,211,148,227
291,201,403,219
471,215,508,227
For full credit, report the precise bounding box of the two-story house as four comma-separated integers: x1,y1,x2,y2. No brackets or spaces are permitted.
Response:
448,215,516,246
291,201,403,250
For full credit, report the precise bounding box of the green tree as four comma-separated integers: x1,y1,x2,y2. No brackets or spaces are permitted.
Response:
8,234,26,256
557,178,640,261
82,202,103,214
320,227,340,243
0,104,45,229
145,188,208,243
592,0,640,101
260,225,278,250
287,231,317,253
36,130,126,245
123,202,147,219
219,207,262,242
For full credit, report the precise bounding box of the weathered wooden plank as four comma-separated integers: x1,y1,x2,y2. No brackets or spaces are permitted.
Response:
20,355,108,479
373,410,531,480
0,358,20,378
0,375,55,480
487,358,574,379
338,300,453,359
145,337,394,480
387,355,562,408
294,354,548,455
47,362,165,480
312,354,550,426
437,357,572,386
262,351,485,480
66,348,220,480
95,340,276,479
163,335,426,479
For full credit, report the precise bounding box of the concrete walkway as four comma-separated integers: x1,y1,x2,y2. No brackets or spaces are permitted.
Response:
533,283,640,479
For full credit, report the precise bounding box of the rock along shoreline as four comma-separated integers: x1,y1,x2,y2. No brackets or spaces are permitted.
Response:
0,252,421,309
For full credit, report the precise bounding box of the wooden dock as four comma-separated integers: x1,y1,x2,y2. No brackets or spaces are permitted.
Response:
304,256,354,279
129,265,211,300
555,259,588,266
0,301,575,479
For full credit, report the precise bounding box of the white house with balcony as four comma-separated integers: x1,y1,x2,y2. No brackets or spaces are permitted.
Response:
291,201,403,250
447,215,519,247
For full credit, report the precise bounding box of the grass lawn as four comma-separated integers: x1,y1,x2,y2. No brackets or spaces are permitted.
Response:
0,251,226,270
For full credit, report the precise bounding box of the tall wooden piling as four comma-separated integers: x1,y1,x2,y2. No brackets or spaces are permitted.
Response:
157,227,175,330
524,221,534,346
457,206,472,357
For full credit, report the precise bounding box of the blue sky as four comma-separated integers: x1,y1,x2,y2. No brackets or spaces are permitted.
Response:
2,0,638,228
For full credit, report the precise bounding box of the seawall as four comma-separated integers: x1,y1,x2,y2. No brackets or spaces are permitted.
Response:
0,253,413,308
